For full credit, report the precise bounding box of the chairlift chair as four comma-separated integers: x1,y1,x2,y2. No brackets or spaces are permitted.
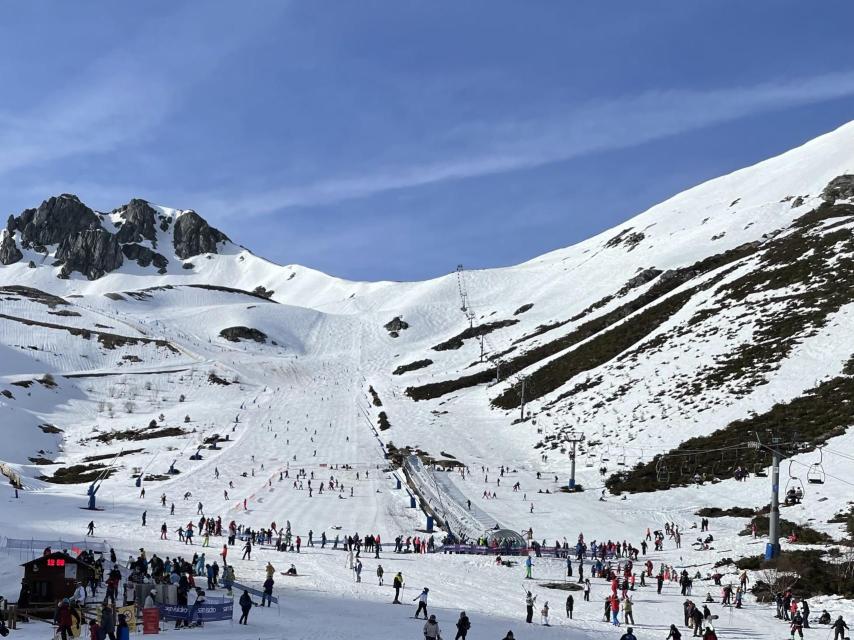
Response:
807,447,826,485
783,461,805,505
655,457,670,484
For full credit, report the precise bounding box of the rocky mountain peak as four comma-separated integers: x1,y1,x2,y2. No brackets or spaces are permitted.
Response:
0,195,231,279
114,198,158,244
12,195,101,249
173,209,230,260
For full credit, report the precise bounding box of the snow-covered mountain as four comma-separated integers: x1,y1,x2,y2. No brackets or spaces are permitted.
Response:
1,121,854,638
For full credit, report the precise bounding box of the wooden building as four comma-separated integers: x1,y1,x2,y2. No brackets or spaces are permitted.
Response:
20,552,95,604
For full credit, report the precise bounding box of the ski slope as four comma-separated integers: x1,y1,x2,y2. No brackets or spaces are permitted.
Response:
1,121,854,639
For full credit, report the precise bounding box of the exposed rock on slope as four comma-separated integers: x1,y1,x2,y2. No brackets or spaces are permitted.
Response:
122,243,169,271
219,326,268,343
821,174,854,203
12,194,100,248
0,231,22,265
55,229,123,280
173,210,229,259
114,199,158,244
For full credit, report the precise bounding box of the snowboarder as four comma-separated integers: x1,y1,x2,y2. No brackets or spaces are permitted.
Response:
414,587,429,619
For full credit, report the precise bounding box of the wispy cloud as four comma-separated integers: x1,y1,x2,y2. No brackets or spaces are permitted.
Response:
0,4,285,177
202,70,854,217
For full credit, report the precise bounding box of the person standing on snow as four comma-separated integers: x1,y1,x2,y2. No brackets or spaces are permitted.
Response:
262,577,274,607
377,564,384,586
392,572,403,603
423,614,440,640
242,539,252,560
619,626,638,640
525,555,533,579
238,590,253,624
455,611,471,640
354,559,363,583
525,591,536,623
566,593,574,619
832,616,848,640
541,601,550,626
413,587,429,619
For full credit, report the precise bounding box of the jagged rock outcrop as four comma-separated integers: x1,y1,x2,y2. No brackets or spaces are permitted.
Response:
122,243,168,271
115,199,158,244
822,175,854,203
0,231,23,265
173,211,228,259
13,195,100,248
55,229,123,280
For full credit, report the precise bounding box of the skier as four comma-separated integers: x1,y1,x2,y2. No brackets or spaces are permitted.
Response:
455,611,471,640
414,587,429,619
832,616,848,640
524,555,533,579
525,591,536,623
242,539,252,560
86,521,95,536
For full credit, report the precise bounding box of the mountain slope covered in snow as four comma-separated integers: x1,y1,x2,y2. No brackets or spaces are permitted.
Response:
1,120,854,640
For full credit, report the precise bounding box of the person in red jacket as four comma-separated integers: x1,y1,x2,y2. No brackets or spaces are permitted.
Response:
610,595,620,625
54,599,80,640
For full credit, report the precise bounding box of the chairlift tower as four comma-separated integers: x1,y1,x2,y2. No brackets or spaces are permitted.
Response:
566,433,585,491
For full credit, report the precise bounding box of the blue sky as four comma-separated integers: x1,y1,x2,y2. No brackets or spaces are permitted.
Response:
1,2,854,281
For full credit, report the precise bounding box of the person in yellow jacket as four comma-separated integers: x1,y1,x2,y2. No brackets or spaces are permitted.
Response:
622,597,635,625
